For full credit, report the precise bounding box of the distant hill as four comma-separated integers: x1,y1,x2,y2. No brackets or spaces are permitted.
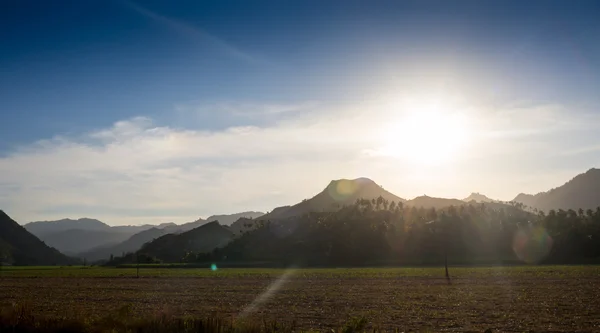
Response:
136,222,233,263
79,227,169,262
77,213,264,261
513,168,600,212
164,218,207,233
260,178,405,220
206,211,264,226
24,218,160,255
0,210,72,265
40,229,133,255
24,218,110,237
463,192,496,203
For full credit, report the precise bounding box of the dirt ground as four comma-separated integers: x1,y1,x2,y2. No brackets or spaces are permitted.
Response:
1,267,599,332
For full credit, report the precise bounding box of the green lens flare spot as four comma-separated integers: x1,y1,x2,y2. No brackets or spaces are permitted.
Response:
210,264,218,271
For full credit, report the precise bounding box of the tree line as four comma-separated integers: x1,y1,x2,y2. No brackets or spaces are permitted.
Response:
184,199,600,266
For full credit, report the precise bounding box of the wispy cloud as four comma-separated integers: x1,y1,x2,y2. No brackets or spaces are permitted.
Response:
175,101,320,118
122,0,263,65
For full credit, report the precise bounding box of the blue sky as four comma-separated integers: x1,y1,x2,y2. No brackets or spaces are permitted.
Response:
1,0,600,225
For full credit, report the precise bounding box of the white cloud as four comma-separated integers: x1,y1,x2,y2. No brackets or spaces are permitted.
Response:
1,98,598,225
0,103,386,224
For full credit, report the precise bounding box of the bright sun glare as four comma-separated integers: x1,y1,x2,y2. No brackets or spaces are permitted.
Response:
379,95,471,166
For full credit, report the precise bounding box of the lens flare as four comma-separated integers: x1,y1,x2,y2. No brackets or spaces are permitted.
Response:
210,263,218,271
327,179,360,202
238,267,296,318
512,226,553,264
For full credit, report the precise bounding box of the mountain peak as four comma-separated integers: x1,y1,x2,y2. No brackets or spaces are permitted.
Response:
260,178,405,220
463,192,496,203
327,177,376,186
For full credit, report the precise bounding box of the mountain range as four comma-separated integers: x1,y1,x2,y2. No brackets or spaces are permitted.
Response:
24,219,157,255
79,211,264,261
21,211,264,258
2,168,600,265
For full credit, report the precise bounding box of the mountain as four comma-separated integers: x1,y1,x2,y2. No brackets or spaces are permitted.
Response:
24,218,110,237
513,168,600,212
0,210,72,265
79,227,169,262
24,218,160,255
260,178,405,220
206,211,265,226
110,225,156,234
229,217,259,235
165,218,207,233
40,229,133,255
405,196,466,209
79,213,263,261
463,192,496,203
136,221,233,262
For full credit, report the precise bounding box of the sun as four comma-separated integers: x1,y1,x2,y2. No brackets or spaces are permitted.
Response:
377,96,471,166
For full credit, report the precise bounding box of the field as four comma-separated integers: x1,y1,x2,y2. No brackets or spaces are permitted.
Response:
1,265,600,332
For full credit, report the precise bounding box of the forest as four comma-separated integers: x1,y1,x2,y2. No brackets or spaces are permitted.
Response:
135,199,600,267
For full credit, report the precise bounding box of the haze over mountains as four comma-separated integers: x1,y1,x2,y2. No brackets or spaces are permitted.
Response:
25,219,158,255
20,211,264,258
1,168,599,265
79,212,264,261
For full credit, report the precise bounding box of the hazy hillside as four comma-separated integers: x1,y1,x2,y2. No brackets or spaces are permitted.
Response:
79,227,170,262
260,178,405,220
25,218,110,237
109,225,156,234
0,210,72,265
463,192,496,203
136,221,233,263
206,211,264,226
164,218,207,233
513,168,600,211
41,229,133,255
229,217,258,235
209,201,543,266
25,218,161,255
405,196,465,209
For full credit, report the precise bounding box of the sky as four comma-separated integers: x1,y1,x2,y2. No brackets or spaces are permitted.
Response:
1,0,600,225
